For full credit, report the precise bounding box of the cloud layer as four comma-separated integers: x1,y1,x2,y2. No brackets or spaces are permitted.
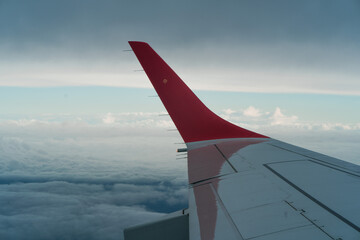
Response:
0,114,187,240
0,108,359,239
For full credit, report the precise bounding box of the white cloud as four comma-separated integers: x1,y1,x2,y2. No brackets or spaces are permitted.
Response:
321,123,352,131
103,113,115,124
223,108,236,115
243,106,262,117
220,109,236,120
270,107,298,125
216,106,360,134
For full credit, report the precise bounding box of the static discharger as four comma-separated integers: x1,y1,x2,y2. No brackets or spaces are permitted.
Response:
177,153,187,156
177,148,187,153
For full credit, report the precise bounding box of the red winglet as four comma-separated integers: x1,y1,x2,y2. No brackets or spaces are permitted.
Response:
129,41,268,143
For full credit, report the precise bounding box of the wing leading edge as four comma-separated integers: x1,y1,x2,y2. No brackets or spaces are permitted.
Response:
126,42,360,240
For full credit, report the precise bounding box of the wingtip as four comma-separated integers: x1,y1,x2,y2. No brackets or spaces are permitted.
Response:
128,41,149,47
129,42,269,143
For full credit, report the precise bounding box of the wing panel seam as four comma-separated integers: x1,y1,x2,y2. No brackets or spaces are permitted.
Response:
209,183,244,240
214,144,238,173
308,159,360,178
264,163,360,233
300,212,335,239
284,200,335,239
268,143,360,177
190,173,233,187
246,224,320,240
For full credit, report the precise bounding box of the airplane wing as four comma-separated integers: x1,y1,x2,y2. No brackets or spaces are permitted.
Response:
124,41,360,240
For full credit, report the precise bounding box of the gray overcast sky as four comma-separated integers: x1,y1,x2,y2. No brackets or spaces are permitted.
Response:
1,0,359,46
1,0,360,94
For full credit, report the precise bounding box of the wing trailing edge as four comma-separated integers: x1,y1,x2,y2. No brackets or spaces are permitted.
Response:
129,41,268,143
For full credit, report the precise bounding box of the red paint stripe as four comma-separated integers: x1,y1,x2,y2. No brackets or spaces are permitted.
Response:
193,181,219,240
188,145,228,184
191,140,264,239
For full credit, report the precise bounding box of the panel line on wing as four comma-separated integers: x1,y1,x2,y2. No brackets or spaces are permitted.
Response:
264,163,360,233
209,183,245,240
268,142,360,177
246,224,320,240
214,144,238,173
283,200,335,239
190,173,234,187
299,210,336,239
308,159,360,178
187,144,236,184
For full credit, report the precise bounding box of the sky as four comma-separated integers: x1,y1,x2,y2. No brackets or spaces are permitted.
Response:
0,0,360,239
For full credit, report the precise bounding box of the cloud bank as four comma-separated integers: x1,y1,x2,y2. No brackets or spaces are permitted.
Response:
0,108,359,239
0,113,187,240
